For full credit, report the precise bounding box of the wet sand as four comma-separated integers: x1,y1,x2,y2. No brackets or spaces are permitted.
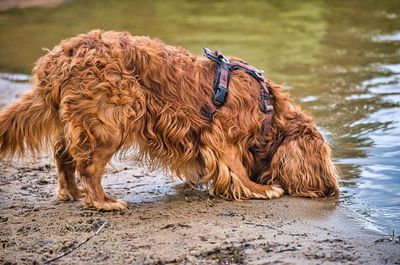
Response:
0,156,399,264
0,77,399,264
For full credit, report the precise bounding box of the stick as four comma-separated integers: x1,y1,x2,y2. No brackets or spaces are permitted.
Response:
44,220,107,264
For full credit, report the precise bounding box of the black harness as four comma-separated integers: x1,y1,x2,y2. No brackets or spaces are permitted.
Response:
203,48,274,134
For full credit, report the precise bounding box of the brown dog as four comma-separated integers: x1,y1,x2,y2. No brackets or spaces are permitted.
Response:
0,30,338,211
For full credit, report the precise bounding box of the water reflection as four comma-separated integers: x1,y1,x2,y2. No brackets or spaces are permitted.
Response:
0,0,399,233
316,0,400,232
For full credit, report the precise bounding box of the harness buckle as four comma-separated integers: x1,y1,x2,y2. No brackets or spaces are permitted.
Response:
259,88,273,114
255,70,264,80
213,86,228,107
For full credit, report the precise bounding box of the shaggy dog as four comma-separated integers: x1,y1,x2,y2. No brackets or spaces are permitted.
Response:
0,30,338,211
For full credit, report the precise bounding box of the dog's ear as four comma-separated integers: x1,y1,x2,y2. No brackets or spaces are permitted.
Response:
269,118,339,197
254,110,339,197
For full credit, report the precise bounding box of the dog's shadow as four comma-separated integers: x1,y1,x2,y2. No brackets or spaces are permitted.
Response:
117,180,339,222
123,182,210,205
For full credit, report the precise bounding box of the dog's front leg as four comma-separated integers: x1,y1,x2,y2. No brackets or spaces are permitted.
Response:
201,144,284,200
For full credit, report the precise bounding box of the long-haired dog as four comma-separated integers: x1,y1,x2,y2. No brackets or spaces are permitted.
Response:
0,30,338,211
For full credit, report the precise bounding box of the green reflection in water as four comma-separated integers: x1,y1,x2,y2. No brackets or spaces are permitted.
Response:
0,0,325,82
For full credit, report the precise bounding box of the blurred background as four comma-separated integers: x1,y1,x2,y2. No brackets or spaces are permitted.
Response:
0,0,399,234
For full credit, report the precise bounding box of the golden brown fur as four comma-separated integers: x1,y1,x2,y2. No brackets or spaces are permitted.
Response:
0,30,338,210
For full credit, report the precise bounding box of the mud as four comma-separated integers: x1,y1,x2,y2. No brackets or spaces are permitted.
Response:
0,156,399,265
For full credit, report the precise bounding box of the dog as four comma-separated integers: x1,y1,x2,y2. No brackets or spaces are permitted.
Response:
0,30,339,211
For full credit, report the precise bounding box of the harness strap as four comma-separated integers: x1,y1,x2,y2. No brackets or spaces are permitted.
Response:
204,48,274,135
204,48,231,106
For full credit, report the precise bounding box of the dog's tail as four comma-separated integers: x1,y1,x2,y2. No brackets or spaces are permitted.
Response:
0,88,59,158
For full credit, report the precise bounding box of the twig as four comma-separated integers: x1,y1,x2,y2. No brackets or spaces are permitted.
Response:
374,230,400,244
275,246,301,253
44,220,107,264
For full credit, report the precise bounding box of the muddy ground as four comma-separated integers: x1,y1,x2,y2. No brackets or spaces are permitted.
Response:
0,155,399,265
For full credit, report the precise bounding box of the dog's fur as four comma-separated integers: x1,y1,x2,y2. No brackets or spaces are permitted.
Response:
0,30,339,210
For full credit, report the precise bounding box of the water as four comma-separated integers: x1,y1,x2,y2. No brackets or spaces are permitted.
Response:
0,0,399,234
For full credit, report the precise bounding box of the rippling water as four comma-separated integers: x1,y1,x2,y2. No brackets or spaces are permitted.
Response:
0,0,399,233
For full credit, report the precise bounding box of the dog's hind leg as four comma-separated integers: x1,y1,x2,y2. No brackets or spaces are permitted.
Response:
201,144,284,200
75,139,127,211
54,134,84,201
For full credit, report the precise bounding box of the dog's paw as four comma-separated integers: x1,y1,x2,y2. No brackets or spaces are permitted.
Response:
56,188,85,201
56,188,73,201
265,185,284,199
249,184,284,199
90,199,128,211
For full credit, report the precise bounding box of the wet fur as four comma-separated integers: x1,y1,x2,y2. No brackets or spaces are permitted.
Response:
0,30,339,210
